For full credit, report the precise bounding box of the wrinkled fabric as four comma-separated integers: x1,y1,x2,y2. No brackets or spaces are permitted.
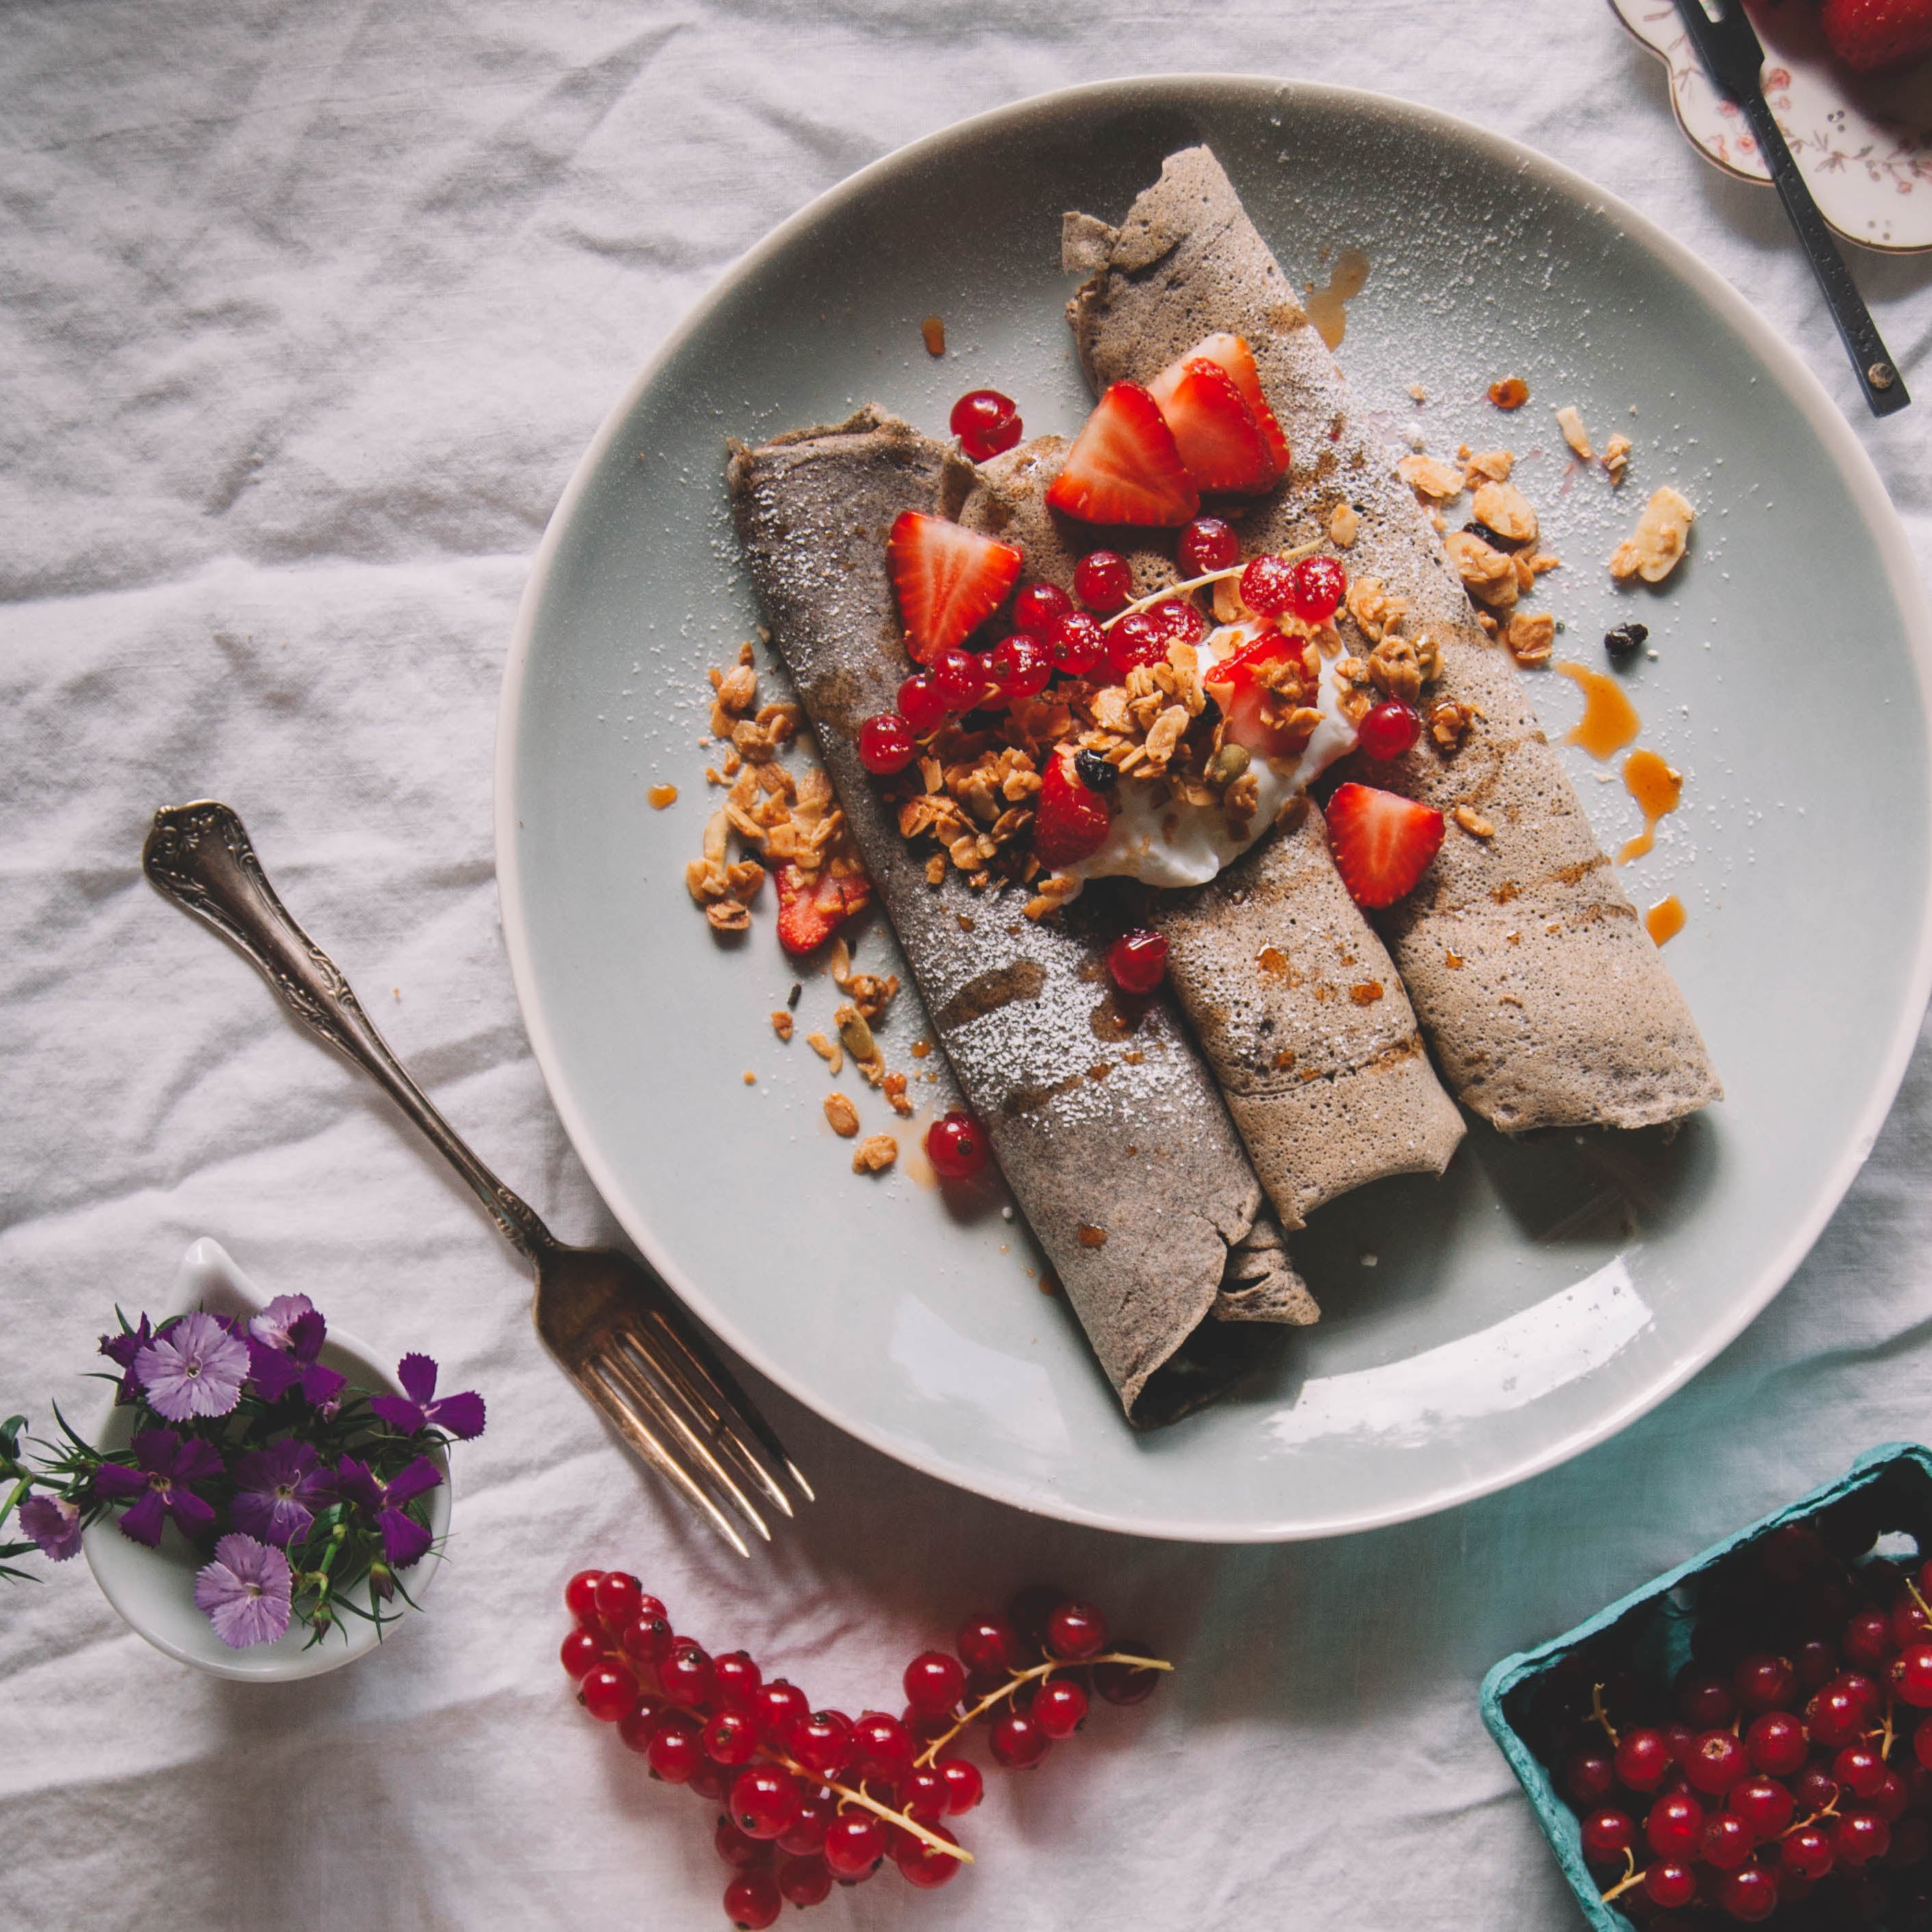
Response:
2,6,1929,1929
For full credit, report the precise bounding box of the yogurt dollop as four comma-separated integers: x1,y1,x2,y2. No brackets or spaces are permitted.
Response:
1065,622,1359,890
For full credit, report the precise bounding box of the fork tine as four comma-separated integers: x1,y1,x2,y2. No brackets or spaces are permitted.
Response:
631,1292,814,1504
595,1327,773,1544
576,1363,753,1559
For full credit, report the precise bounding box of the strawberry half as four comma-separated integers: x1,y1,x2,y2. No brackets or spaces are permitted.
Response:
774,861,872,955
1157,333,1290,478
1324,782,1444,911
888,512,1023,664
1204,631,1320,760
1146,356,1278,494
1820,0,1932,73
1033,749,1112,870
1045,383,1199,527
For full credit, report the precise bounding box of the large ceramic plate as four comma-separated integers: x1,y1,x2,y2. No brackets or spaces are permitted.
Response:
497,77,1932,1541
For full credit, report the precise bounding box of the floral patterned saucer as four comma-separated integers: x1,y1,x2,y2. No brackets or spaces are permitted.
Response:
1611,0,1932,252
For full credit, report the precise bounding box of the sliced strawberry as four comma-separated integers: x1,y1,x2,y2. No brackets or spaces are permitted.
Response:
1033,749,1112,870
1045,384,1199,527
1145,357,1275,494
1203,631,1320,760
1324,782,1444,911
1160,333,1290,477
774,861,872,955
887,512,1023,664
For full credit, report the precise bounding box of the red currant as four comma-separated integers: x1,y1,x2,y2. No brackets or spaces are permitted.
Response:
1806,1681,1866,1746
715,1815,770,1871
950,389,1022,464
1105,610,1169,681
1844,1608,1897,1668
581,1661,640,1724
723,1870,781,1931
690,1759,732,1803
1894,1593,1932,1647
1874,1768,1910,1822
893,1822,962,1889
560,1627,602,1680
1794,1639,1840,1691
1146,596,1207,647
592,1571,642,1624
1836,1744,1889,1801
848,1711,914,1786
660,1639,714,1709
1896,1644,1932,1707
753,1679,809,1742
1678,1673,1737,1729
957,1615,1022,1677
1048,609,1107,677
1715,1864,1779,1923
1644,1861,1697,1909
647,1718,703,1783
1564,1749,1618,1808
1616,1727,1671,1792
989,632,1052,701
1007,1586,1068,1653
925,1111,989,1181
1917,1720,1932,1774
903,1707,953,1747
1686,1729,1749,1796
704,1709,761,1768
787,1711,853,1782
1891,1813,1931,1866
938,1757,983,1816
711,1650,762,1712
1012,582,1073,638
990,1709,1050,1768
1238,553,1297,616
822,1812,887,1879
1356,701,1420,762
932,647,991,712
1841,1669,1884,1720
896,1766,949,1822
776,1854,831,1908
1729,1775,1794,1840
1178,516,1241,578
1288,555,1347,623
1733,1651,1797,1713
1033,1677,1089,1740
1107,929,1168,996
1835,1809,1892,1866
897,673,947,735
1661,1720,1696,1764
1074,549,1133,615
904,1652,966,1716
1646,1790,1705,1858
731,1767,803,1842
1045,1600,1107,1660
617,1698,666,1755
1794,1763,1841,1814
1702,1811,1755,1870
1092,1646,1159,1706
1579,1809,1633,1864
1746,1711,1806,1777
857,712,916,775
563,1569,604,1622
1781,1824,1834,1879
776,1787,836,1857
619,1611,673,1672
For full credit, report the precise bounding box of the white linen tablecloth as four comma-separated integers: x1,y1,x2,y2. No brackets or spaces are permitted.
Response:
4,6,1931,1928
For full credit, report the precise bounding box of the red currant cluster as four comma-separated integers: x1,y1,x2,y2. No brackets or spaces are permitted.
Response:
1535,1519,1932,1928
559,1574,1168,1928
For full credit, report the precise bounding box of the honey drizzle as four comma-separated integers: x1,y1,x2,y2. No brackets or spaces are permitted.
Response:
1304,249,1370,350
1556,661,1640,762
1618,750,1683,864
1645,895,1686,946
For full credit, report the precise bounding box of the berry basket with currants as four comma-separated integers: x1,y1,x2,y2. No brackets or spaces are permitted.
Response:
1483,1444,1932,1930
558,1572,1170,1927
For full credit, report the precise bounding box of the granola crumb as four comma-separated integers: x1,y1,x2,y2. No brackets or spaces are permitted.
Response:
647,783,678,809
806,1031,843,1075
1603,432,1632,486
920,315,945,357
1610,486,1695,584
823,1092,860,1137
1488,375,1529,410
1505,612,1557,667
1555,405,1594,462
883,1071,913,1118
1407,383,1427,404
852,1133,898,1174
1453,805,1496,838
1327,501,1360,549
770,1011,794,1042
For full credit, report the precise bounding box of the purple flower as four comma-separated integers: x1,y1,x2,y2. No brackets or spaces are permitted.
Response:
193,1533,293,1648
18,1494,82,1561
99,1314,155,1405
369,1353,486,1442
245,1296,346,1411
92,1429,224,1548
133,1311,250,1422
229,1440,331,1548
336,1453,441,1570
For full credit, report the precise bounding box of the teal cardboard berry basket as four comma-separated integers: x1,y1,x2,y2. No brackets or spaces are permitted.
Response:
1479,1442,1932,1931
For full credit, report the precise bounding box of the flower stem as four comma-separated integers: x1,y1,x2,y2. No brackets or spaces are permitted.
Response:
912,1651,1175,1769
0,1474,31,1538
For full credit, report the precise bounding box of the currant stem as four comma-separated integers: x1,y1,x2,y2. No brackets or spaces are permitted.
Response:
1599,1853,1644,1904
912,1651,1175,1769
1783,1797,1841,1837
1589,1681,1620,1748
766,1749,972,1864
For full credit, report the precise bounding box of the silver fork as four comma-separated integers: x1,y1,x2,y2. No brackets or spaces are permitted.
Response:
142,800,811,1557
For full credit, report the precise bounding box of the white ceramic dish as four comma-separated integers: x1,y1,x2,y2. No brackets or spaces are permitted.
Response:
497,77,1932,1542
1612,0,1932,253
83,1238,450,1680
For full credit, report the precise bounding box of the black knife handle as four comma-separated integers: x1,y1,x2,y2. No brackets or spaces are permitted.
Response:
1738,92,1910,418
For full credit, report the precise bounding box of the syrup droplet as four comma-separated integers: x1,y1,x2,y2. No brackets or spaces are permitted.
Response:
1304,249,1370,349
1557,661,1640,761
647,783,678,809
920,314,946,357
1646,894,1686,946
1618,749,1683,864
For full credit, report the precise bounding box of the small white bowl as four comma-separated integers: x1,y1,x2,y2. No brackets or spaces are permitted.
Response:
81,1238,452,1681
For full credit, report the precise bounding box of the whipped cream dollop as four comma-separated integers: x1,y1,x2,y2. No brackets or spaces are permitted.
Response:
1066,620,1359,890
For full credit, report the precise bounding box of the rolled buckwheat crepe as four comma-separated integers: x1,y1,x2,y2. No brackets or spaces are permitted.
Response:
959,437,1464,1227
1064,146,1720,1133
727,408,1315,1427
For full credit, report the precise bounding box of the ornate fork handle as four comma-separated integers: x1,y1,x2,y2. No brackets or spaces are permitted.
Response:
143,801,552,1262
